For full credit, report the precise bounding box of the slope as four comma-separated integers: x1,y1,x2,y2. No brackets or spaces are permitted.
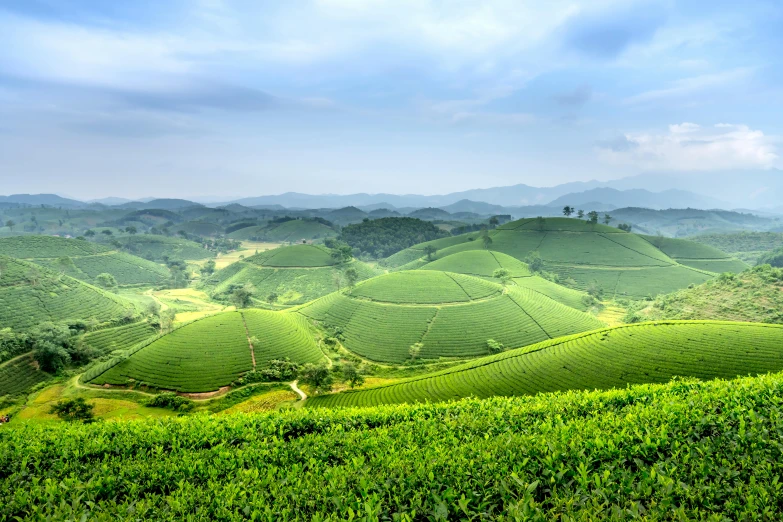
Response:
308,321,783,408
638,234,748,273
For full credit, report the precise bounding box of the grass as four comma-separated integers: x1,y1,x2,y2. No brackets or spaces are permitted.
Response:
0,256,136,331
6,371,783,519
295,271,603,363
308,321,783,408
0,354,50,398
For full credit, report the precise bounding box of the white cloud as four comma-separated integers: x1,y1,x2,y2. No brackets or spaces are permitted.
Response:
598,123,780,171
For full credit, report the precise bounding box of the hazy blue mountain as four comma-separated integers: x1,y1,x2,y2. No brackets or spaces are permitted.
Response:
115,199,204,210
548,188,727,210
439,199,508,215
0,193,87,208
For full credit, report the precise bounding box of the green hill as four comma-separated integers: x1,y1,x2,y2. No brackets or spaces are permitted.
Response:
86,310,324,392
0,353,50,399
309,321,783,408
385,218,724,299
112,235,213,262
7,371,783,519
626,265,783,324
0,235,170,286
638,235,748,273
80,321,159,356
228,219,337,241
294,271,604,363
204,244,380,305
691,231,783,264
0,256,136,331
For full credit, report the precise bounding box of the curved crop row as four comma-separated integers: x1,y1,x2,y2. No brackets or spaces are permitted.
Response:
243,310,324,365
0,354,50,398
80,321,158,355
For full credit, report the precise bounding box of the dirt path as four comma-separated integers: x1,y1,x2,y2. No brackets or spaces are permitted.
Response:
240,313,257,369
289,380,307,401
143,289,169,312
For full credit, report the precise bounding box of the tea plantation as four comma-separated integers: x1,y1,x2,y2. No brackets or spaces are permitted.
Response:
5,372,783,519
0,256,136,331
112,234,213,262
79,321,158,355
0,354,50,398
385,218,741,299
229,219,337,241
295,271,604,362
309,321,783,408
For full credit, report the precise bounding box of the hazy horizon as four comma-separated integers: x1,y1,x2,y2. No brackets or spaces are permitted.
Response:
1,0,782,199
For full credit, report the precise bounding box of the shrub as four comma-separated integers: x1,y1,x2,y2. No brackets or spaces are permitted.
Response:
49,398,95,423
144,392,194,412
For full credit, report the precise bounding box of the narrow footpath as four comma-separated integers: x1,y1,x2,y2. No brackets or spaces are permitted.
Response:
290,380,307,401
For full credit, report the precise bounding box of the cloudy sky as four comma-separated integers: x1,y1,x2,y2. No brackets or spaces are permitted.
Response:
0,0,781,199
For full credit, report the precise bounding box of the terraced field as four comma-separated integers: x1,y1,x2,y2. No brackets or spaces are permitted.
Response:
243,310,324,365
513,276,591,311
88,312,251,392
0,354,50,398
85,310,325,392
80,321,158,355
0,235,169,285
296,271,604,363
387,218,728,299
0,256,136,331
113,235,213,262
639,235,749,274
308,321,783,407
229,219,337,242
204,244,380,305
420,250,530,278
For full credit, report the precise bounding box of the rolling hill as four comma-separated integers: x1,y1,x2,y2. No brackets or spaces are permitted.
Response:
85,310,324,392
692,232,783,264
203,244,380,305
308,321,783,408
0,235,170,286
385,218,725,299
0,353,50,399
0,255,136,331
112,235,214,262
228,218,337,241
293,270,604,363
638,235,749,273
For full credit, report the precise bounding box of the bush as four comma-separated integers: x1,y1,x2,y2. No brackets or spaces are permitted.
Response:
144,392,194,412
486,339,505,354
49,398,95,423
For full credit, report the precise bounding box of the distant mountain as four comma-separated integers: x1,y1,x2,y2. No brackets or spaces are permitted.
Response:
549,188,726,210
87,197,134,205
116,199,204,210
0,193,87,208
408,207,452,220
439,199,508,215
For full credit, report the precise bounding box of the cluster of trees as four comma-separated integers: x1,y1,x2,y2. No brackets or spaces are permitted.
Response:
235,358,366,394
758,247,783,268
340,217,449,259
324,238,354,263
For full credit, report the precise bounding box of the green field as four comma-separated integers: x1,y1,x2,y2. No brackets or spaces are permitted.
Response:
113,235,213,262
513,275,591,310
80,321,158,355
692,231,783,264
639,234,749,273
205,245,380,305
228,219,337,241
386,218,732,299
420,250,531,278
0,235,170,285
309,321,783,408
0,353,50,398
5,371,783,519
0,256,136,331
295,271,603,363
86,310,325,392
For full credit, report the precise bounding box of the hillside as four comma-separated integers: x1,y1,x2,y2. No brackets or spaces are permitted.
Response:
204,244,380,305
85,310,324,392
385,218,719,299
606,207,777,237
627,265,783,324
0,353,50,399
0,235,170,286
228,218,337,241
6,372,783,519
0,256,136,331
638,234,748,273
112,235,213,262
294,270,603,363
691,232,783,264
309,321,783,408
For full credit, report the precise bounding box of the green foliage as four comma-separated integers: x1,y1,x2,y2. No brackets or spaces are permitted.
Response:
758,247,783,268
49,397,95,423
340,217,449,258
339,361,365,388
228,218,337,241
80,322,158,356
310,321,783,408
0,353,50,398
692,231,783,264
299,362,334,393
492,267,511,285
230,282,255,308
95,272,118,290
144,392,194,412
486,338,504,354
242,310,324,366
113,234,214,262
421,250,530,278
9,372,783,519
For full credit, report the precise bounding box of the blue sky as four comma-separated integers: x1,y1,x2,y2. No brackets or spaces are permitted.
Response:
0,0,781,199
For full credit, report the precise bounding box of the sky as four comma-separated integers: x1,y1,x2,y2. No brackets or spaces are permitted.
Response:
0,0,781,200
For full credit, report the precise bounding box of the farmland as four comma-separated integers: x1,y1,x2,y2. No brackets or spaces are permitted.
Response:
228,219,337,241
112,235,214,262
0,256,136,331
309,321,783,408
692,231,783,264
0,353,50,398
79,321,158,355
5,371,783,519
296,271,603,363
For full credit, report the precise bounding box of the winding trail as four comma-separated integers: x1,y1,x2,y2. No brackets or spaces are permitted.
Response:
289,380,307,401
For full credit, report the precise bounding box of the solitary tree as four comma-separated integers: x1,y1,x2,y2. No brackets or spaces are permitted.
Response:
524,251,544,273
299,362,334,393
101,229,113,236
125,226,137,235
536,216,546,231
50,398,95,423
5,219,14,231
267,292,279,304
481,229,493,249
617,223,632,232
603,213,612,225
487,339,505,354
423,245,438,261
344,267,359,290
340,361,365,388
587,211,599,225
95,273,118,291
56,256,75,273
562,206,574,217
577,209,585,219
489,216,499,228
493,268,511,286
84,229,95,237
409,342,423,361
200,259,216,276
231,283,255,308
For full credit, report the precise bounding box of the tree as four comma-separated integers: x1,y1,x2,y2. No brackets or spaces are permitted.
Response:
200,259,216,276
481,229,493,249
56,256,75,273
524,251,544,272
493,268,511,286
487,339,505,354
332,271,343,291
344,267,359,289
101,229,113,236
603,214,612,225
231,283,255,309
299,362,334,393
95,273,118,291
84,229,96,237
617,223,632,232
562,206,574,217
577,210,585,219
50,398,95,423
587,211,599,225
146,300,161,317
5,219,14,231
423,245,438,261
340,361,365,388
31,322,75,373
125,226,137,235
489,216,499,228
536,216,546,231
267,292,278,304
409,342,422,360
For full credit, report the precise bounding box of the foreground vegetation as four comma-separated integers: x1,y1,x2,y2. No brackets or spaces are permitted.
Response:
4,371,783,519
